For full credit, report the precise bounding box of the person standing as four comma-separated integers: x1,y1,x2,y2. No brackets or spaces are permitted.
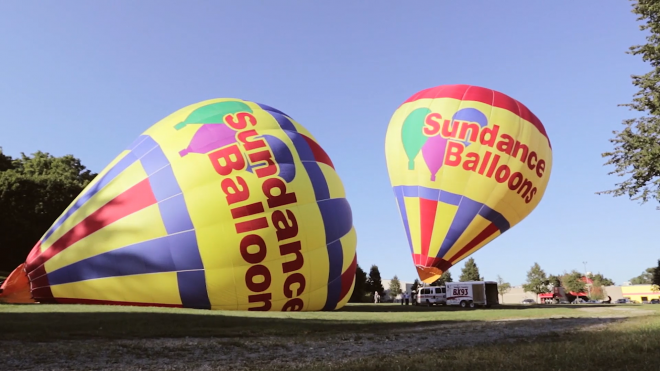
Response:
404,292,410,305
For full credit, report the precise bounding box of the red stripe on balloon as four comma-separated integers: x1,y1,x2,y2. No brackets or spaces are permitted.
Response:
339,254,358,302
301,134,335,169
26,178,158,272
448,223,500,264
419,198,438,258
30,286,55,302
53,297,184,308
402,84,551,148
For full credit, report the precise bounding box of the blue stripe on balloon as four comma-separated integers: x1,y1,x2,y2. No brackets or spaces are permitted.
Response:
177,270,210,309
437,198,482,258
44,135,210,309
392,185,511,259
40,136,157,242
318,199,353,310
394,187,414,254
256,103,345,311
47,231,201,284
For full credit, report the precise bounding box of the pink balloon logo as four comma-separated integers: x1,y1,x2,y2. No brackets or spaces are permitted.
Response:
421,108,488,181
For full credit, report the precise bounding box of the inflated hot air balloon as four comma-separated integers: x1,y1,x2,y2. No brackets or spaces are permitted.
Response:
385,85,552,283
0,99,357,311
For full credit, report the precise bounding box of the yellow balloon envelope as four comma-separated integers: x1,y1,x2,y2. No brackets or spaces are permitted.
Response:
385,85,552,283
9,99,357,311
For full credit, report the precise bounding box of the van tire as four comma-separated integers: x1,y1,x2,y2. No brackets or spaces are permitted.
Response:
426,300,431,307
460,300,467,308
469,301,475,309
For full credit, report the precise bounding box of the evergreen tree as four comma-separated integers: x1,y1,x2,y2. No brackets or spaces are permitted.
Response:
365,265,385,297
459,258,482,282
349,264,367,303
522,263,550,295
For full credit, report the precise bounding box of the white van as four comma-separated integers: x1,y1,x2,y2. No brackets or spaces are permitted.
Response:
416,286,446,306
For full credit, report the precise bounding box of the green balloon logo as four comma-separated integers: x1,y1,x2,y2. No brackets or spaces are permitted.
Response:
401,108,431,170
174,101,253,130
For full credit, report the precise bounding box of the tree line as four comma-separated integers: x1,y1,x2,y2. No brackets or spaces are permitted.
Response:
521,261,660,301
0,149,96,274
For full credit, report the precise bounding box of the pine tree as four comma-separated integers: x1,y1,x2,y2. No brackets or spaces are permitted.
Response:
349,264,367,303
365,265,385,297
459,258,481,282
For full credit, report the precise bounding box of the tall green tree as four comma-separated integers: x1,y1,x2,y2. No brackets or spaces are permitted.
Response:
431,271,453,286
631,267,657,284
349,264,368,303
496,275,511,302
562,270,587,297
523,263,550,295
365,265,385,297
388,275,402,300
459,258,482,282
598,0,660,206
0,150,96,272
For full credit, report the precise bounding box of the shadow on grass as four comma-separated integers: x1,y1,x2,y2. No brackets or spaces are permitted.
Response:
0,301,632,342
0,310,478,341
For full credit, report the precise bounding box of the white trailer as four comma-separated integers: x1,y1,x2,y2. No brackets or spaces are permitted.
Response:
445,281,499,308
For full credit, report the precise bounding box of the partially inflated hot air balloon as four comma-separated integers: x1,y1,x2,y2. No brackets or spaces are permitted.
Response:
385,85,552,283
0,99,357,311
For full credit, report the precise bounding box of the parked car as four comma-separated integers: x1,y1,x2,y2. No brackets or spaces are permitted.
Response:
650,299,660,304
521,299,535,305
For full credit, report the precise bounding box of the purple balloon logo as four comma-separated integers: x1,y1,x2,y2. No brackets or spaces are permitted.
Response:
421,108,488,181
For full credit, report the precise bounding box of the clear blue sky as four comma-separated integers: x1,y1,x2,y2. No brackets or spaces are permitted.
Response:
1,1,656,286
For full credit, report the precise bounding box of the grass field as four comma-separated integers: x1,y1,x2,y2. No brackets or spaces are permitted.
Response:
1,302,648,340
2,303,659,370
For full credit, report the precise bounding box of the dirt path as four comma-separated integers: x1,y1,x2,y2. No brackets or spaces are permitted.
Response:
1,315,629,371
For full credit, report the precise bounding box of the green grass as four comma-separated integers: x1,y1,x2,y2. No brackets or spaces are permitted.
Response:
1,302,657,341
284,312,660,371
2,303,660,370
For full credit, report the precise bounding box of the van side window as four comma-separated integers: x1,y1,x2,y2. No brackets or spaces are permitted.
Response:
441,288,446,294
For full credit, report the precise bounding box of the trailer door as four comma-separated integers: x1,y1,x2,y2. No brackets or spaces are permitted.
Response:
472,283,485,304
